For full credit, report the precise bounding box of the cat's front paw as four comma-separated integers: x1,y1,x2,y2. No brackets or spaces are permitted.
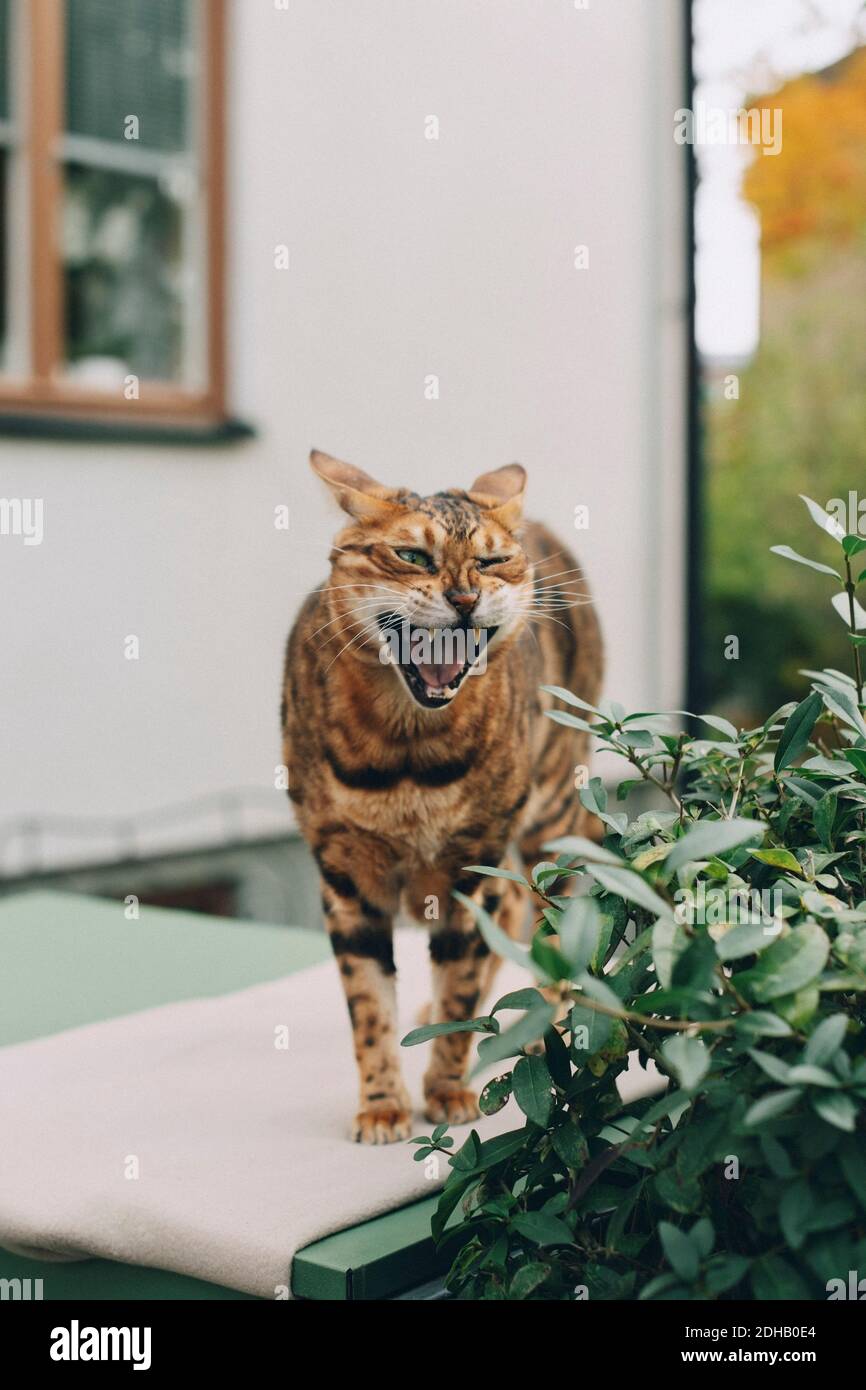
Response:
351,1099,413,1145
424,1084,479,1126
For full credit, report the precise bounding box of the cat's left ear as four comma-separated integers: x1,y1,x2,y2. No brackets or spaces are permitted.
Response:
468,463,526,531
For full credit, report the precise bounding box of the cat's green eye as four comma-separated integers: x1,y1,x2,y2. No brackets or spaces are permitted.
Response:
395,548,433,570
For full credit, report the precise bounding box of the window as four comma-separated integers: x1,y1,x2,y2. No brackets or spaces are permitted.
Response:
0,0,225,424
691,0,866,724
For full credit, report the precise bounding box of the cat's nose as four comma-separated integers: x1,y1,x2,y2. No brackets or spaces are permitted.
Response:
445,589,479,616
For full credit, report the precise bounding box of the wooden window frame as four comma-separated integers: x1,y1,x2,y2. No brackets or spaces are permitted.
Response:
0,0,226,426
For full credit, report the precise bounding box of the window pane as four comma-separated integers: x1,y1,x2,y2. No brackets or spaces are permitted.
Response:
694,2,866,724
63,163,187,383
65,0,192,153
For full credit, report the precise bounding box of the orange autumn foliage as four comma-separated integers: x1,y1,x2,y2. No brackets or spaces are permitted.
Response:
743,46,866,273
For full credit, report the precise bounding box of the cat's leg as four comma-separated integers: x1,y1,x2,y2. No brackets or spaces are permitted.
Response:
316,833,410,1144
413,872,525,1025
517,749,589,872
421,868,521,1126
478,870,527,1002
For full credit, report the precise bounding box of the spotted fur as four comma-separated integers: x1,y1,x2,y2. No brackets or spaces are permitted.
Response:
282,452,603,1142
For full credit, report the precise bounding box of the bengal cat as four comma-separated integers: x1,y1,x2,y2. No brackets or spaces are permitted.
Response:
281,451,603,1143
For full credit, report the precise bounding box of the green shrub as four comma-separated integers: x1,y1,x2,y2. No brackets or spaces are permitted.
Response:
403,496,866,1301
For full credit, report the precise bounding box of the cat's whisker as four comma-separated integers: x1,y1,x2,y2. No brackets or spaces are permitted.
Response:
322,613,396,674
306,599,394,645
515,601,580,635
532,597,595,612
530,565,586,583
285,540,354,555
316,591,429,658
531,547,570,570
289,582,408,601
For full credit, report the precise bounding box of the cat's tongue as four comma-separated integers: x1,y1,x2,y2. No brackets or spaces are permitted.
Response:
414,658,464,689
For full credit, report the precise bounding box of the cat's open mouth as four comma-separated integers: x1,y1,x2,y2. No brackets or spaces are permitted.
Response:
377,616,497,709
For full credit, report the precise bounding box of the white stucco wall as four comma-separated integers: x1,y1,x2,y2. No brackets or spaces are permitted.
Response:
0,0,688,874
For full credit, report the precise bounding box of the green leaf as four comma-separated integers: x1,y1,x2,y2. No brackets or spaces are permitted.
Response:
551,1117,589,1169
577,972,623,1014
544,835,624,866
473,1001,556,1072
540,684,602,716
715,923,780,961
451,1129,481,1172
658,1221,699,1283
508,1262,552,1298
744,1089,802,1127
832,591,866,631
478,1074,512,1116
558,895,602,974
460,865,530,887
690,1217,715,1259
803,1013,849,1067
705,1254,750,1295
512,1054,555,1128
770,544,841,580
673,710,740,741
811,1090,858,1132
799,493,847,542
491,988,546,1014
843,747,866,777
510,1210,573,1247
734,924,830,1003
530,933,573,983
664,817,764,873
431,1173,474,1242
838,1140,866,1212
760,1134,795,1178
544,1024,572,1089
661,1034,710,1092
748,1049,792,1084
780,1179,813,1250
814,792,838,850
569,998,613,1060
775,985,820,1031
654,1166,702,1214
843,535,866,557
454,891,548,981
546,709,596,734
402,1016,497,1047
734,1011,793,1038
588,863,671,918
749,847,805,876
638,1273,689,1301
750,1254,811,1300
813,680,866,740
786,1064,840,1088
774,690,824,771
652,915,687,989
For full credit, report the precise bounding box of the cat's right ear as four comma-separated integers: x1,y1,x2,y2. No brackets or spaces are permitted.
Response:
310,450,403,523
